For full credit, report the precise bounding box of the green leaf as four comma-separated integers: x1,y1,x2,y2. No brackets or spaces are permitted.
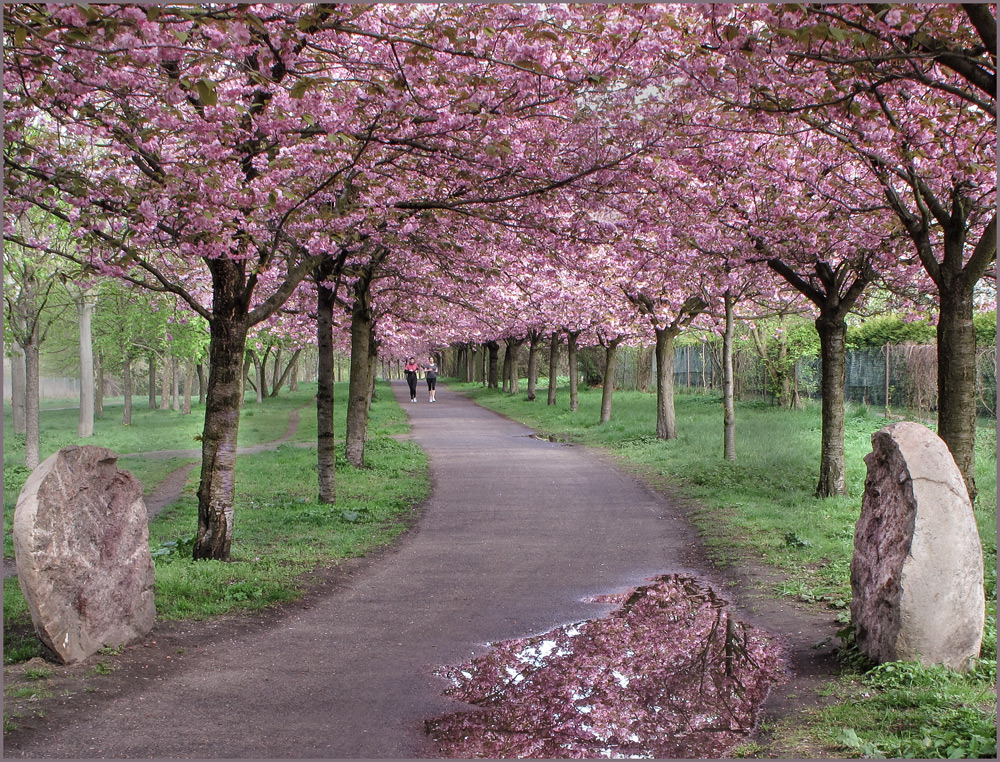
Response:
289,77,314,99
76,3,100,22
14,25,27,47
515,59,545,74
65,28,93,43
196,78,218,107
837,728,862,748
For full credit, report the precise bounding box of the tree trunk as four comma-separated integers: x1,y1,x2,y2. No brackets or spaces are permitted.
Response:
316,278,337,503
197,363,206,404
702,342,709,393
183,360,195,414
159,356,170,410
253,350,267,403
567,330,580,412
77,295,95,437
8,266,46,468
95,350,104,420
289,354,299,391
937,283,978,501
506,337,523,395
501,343,511,393
271,346,282,394
24,340,41,470
366,333,379,414
345,277,374,468
815,314,848,497
171,356,181,412
526,331,540,401
655,327,678,440
723,290,736,462
241,355,251,408
271,348,302,397
637,346,652,393
599,339,621,424
148,355,157,409
122,354,133,426
11,345,27,434
547,331,559,405
194,266,251,561
486,340,500,389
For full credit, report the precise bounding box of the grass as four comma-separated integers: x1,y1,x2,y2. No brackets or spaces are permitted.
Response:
4,375,995,756
4,381,429,653
147,435,427,620
452,378,997,759
824,656,997,759
2,390,313,461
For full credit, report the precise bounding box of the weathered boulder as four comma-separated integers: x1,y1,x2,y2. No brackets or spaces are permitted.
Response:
13,446,155,664
851,422,984,670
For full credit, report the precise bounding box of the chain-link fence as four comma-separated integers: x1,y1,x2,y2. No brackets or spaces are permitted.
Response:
666,343,997,418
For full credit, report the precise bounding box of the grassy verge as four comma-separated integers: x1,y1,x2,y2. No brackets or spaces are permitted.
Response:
4,382,428,658
452,379,997,759
2,389,314,461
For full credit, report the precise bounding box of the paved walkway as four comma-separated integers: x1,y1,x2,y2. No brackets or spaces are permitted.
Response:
5,382,710,758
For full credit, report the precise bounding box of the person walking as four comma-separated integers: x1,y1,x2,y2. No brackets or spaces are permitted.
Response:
423,356,438,402
404,357,419,403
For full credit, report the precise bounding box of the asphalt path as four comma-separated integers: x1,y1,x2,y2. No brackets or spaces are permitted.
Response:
5,381,710,758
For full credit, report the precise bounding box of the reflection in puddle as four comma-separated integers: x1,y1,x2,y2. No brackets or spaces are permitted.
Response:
425,574,787,758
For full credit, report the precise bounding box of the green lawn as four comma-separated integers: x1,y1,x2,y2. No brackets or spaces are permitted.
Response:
4,382,428,659
453,379,997,759
4,376,995,757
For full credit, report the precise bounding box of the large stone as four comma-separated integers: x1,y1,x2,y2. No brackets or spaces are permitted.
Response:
13,446,156,664
851,422,984,670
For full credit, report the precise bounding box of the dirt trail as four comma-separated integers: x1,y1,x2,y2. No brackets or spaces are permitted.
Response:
3,384,841,758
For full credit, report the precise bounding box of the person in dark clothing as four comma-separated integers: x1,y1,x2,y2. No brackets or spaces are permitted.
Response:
404,357,419,402
422,356,438,402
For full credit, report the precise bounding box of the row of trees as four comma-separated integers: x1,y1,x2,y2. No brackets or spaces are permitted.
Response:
4,4,994,560
441,313,997,416
2,269,329,463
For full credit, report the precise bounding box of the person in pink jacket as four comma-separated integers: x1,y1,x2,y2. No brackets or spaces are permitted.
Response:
403,357,420,402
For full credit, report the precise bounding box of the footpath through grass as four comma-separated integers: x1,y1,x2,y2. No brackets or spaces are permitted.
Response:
453,379,997,759
4,382,428,662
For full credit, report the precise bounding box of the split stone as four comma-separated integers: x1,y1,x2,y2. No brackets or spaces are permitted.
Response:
851,421,984,670
13,445,156,664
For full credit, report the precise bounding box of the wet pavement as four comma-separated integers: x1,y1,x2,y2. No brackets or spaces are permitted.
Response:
4,382,770,758
427,574,788,758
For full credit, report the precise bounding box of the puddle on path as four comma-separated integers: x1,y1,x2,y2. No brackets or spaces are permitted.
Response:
425,574,788,759
524,433,571,444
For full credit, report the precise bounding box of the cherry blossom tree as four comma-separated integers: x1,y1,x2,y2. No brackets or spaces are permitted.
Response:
5,4,684,558
685,121,911,496
689,2,996,498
